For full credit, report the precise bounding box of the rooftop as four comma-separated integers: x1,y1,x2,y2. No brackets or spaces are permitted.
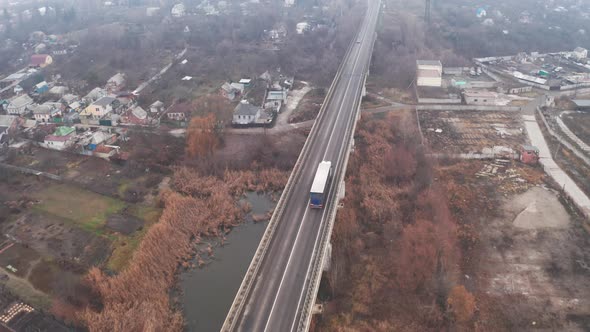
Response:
131,106,147,119
31,104,52,114
93,96,117,107
234,101,260,116
417,60,442,67
418,69,442,78
54,126,75,136
9,94,34,108
150,100,164,108
0,115,17,127
30,54,51,65
107,73,125,85
463,89,498,98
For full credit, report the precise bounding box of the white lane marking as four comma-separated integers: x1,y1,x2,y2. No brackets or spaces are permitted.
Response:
262,206,310,332
322,4,371,161
289,5,378,332
263,4,377,332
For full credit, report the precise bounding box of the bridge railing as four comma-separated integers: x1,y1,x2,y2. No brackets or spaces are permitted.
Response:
297,18,380,332
220,17,363,332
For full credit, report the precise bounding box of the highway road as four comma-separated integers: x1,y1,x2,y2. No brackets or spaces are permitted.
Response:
230,1,381,331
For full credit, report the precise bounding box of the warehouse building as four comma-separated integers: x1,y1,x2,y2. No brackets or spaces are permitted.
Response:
463,89,501,106
416,60,443,87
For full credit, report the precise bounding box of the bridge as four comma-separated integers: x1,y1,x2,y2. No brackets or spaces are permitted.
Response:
222,1,381,331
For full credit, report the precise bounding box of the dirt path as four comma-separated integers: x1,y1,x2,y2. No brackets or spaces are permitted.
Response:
0,267,51,310
277,82,311,127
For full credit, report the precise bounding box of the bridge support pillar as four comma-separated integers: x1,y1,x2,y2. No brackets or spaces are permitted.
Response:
338,179,345,202
322,242,332,272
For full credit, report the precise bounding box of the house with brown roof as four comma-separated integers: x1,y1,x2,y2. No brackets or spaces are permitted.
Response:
30,54,53,68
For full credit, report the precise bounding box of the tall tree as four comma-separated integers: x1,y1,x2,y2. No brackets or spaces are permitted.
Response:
185,114,220,158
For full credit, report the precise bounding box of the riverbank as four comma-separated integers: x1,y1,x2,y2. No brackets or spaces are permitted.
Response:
80,168,288,331
180,192,275,331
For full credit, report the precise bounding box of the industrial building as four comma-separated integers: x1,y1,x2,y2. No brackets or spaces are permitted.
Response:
416,60,443,87
474,48,590,92
462,89,501,106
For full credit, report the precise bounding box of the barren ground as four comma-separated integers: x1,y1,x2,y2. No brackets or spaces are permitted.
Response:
419,110,527,154
437,155,590,330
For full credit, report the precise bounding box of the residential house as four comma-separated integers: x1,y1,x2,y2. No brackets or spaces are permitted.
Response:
49,86,68,97
121,105,150,126
264,89,288,112
62,111,80,124
239,78,252,87
30,54,53,68
61,94,79,106
416,60,443,87
93,145,119,159
0,115,19,145
232,100,261,125
150,100,164,113
34,81,49,94
231,82,245,94
43,126,75,150
83,87,107,104
1,71,30,86
80,96,118,120
32,103,62,123
68,101,82,112
91,131,117,145
115,91,136,106
221,82,239,100
166,102,192,121
106,73,126,93
7,94,34,115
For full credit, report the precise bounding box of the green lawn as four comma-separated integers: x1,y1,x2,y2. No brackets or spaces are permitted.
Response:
32,184,125,235
32,183,162,273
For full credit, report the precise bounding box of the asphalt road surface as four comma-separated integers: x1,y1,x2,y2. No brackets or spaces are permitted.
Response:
233,1,381,331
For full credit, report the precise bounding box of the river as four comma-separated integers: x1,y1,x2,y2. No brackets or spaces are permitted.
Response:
180,192,274,331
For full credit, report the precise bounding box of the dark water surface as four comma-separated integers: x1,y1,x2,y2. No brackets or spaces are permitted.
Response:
180,192,274,332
